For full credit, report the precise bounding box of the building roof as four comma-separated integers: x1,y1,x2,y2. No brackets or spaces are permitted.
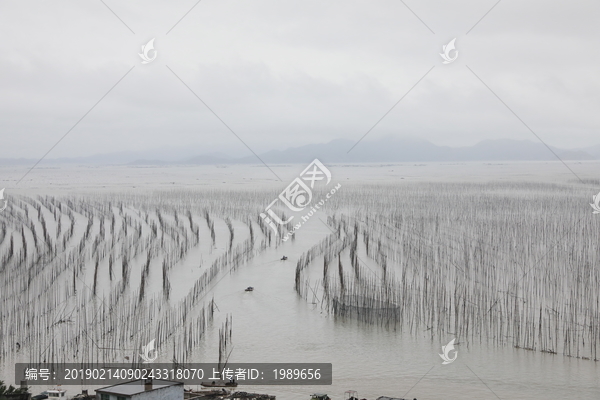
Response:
96,379,183,396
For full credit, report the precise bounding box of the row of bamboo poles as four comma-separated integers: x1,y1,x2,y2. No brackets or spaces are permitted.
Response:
0,192,275,366
295,181,600,361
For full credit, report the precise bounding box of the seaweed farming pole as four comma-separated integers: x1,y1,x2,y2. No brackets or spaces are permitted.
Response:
218,314,233,373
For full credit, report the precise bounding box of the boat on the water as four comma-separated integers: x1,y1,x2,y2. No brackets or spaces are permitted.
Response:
310,394,330,400
200,380,238,388
245,287,254,292
42,388,67,399
185,387,231,398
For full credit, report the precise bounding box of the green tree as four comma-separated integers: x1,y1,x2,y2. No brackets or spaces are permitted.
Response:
0,380,28,399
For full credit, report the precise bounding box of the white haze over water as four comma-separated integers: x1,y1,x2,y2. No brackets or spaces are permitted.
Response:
3,161,599,193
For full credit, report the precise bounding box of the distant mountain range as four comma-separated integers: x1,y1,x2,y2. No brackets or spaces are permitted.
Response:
2,138,599,166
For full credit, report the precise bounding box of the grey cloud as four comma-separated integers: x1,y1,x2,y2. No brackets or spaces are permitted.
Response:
0,0,598,160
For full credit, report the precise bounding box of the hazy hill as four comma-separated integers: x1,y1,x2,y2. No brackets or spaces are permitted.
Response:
0,138,597,166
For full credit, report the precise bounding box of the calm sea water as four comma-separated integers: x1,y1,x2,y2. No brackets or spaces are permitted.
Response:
187,221,600,400
2,163,599,399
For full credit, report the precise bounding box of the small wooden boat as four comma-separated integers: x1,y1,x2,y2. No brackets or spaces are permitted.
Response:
200,380,238,388
185,388,231,398
229,392,275,399
310,394,330,400
245,287,254,292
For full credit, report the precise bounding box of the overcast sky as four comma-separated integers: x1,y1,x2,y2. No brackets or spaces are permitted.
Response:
1,0,599,159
